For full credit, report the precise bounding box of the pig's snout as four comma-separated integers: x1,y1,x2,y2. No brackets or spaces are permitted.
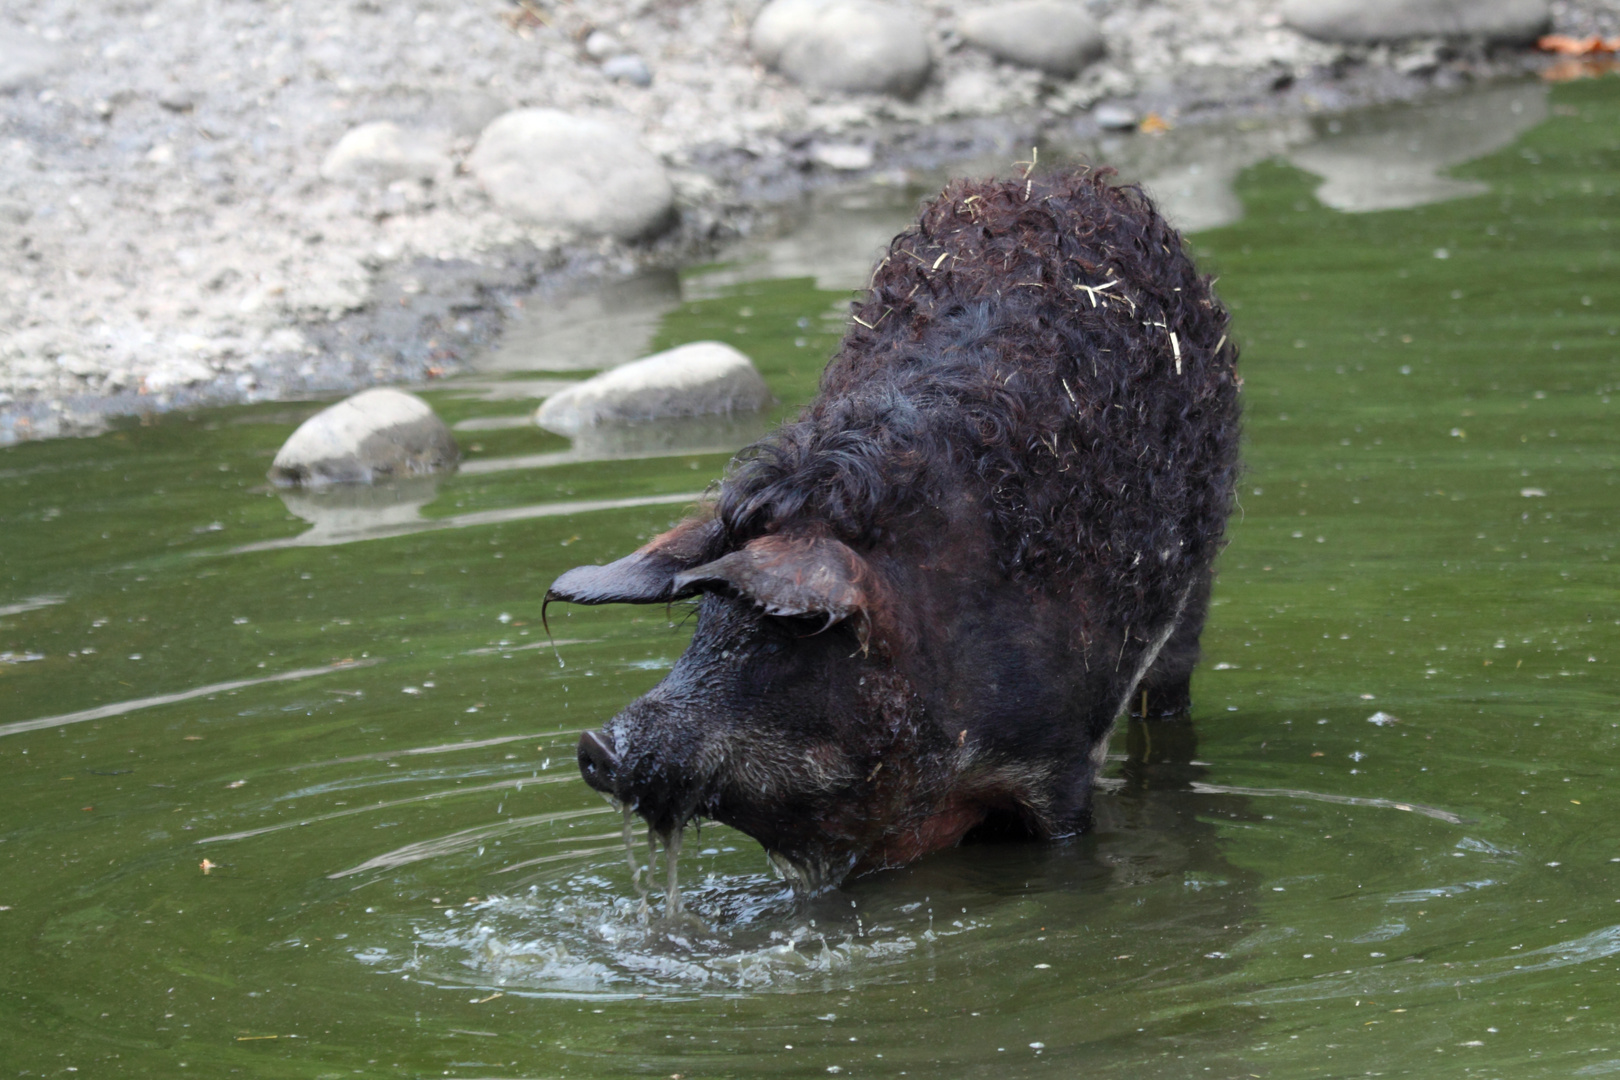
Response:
577,729,619,794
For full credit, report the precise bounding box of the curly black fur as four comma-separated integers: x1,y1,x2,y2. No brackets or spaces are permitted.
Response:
718,167,1243,641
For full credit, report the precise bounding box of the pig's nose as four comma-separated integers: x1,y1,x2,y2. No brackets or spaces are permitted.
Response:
577,729,618,793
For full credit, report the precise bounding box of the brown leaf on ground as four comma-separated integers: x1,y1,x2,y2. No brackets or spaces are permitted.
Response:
1537,34,1620,55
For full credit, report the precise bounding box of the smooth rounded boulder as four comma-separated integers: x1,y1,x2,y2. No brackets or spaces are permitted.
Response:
320,121,451,184
466,109,675,241
269,388,459,487
534,342,773,436
751,0,933,97
958,1,1105,78
1280,0,1550,43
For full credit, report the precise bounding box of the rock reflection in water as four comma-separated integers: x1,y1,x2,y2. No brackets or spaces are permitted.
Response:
276,475,440,546
470,83,1550,392
1058,82,1548,231
684,185,927,298
248,412,761,550
1288,83,1549,213
1108,118,1315,233
481,270,684,373
460,410,773,476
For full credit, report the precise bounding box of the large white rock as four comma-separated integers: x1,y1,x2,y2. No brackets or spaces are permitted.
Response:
466,109,675,241
751,0,932,97
142,356,215,393
320,121,450,184
269,388,459,487
0,28,59,93
1280,0,1550,43
535,342,773,435
959,1,1105,77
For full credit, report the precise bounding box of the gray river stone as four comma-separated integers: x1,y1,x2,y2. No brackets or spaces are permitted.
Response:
1280,0,1551,43
810,141,876,170
601,54,654,86
751,0,932,97
1092,101,1140,130
534,341,773,435
584,30,628,59
320,121,451,184
466,109,675,240
958,1,1105,77
268,388,459,487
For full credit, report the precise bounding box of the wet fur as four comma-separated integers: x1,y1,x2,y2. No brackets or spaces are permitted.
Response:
552,167,1242,891
719,169,1240,632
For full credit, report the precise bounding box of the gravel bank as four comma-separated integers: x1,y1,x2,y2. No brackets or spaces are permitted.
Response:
2,0,1616,442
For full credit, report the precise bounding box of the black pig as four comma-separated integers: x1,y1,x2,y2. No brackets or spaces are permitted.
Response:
547,167,1241,893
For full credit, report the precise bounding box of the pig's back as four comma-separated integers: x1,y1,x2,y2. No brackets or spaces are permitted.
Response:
718,168,1242,639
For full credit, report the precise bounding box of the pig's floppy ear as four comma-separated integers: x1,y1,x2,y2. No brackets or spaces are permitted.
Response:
546,515,725,608
671,534,896,653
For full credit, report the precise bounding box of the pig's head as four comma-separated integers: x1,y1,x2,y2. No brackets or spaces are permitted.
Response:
545,515,965,891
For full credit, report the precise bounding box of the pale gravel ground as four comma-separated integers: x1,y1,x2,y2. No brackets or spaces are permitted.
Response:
0,0,1615,440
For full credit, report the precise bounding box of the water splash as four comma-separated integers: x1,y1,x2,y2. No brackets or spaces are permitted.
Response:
398,872,960,995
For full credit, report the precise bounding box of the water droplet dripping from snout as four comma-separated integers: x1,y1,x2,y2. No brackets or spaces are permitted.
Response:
663,826,684,918
613,800,697,928
617,803,651,920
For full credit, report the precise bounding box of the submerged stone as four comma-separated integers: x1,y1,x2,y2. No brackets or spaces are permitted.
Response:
534,341,773,436
268,388,459,487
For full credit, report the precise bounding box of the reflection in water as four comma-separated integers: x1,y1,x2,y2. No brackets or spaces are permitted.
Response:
462,410,773,476
330,807,613,879
370,677,1472,1002
195,775,581,845
230,495,703,553
480,271,683,373
0,594,66,618
386,718,1261,997
0,658,377,738
234,479,704,551
684,186,928,297
1077,83,1548,231
1239,923,1620,1007
1109,118,1315,233
470,82,1552,388
1288,83,1550,212
440,377,581,403
1182,780,1464,823
276,476,443,546
451,414,542,432
392,785,1257,995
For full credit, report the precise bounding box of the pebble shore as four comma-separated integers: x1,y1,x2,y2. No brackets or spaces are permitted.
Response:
2,0,1618,442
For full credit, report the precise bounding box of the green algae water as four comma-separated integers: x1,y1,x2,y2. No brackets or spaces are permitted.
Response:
4,78,1620,1077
